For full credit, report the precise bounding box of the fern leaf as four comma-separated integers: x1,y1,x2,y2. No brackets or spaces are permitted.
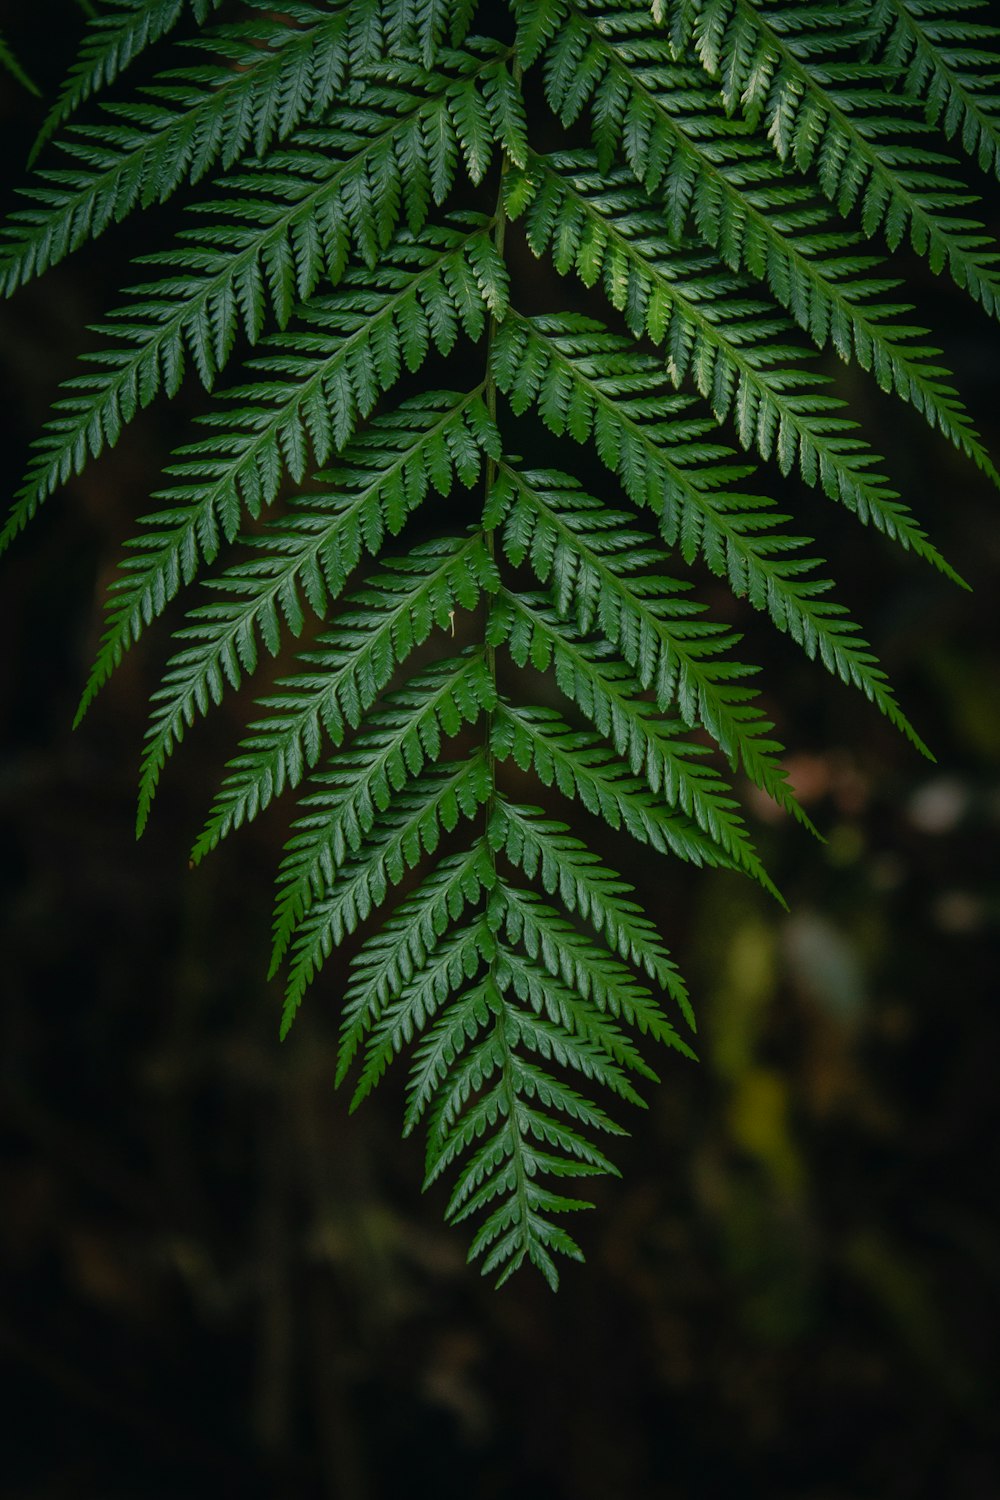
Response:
190,531,498,854
407,963,636,1289
494,882,694,1054
519,154,897,524
336,843,497,1085
281,754,494,1036
0,28,41,96
4,0,996,1285
350,913,492,1103
421,982,623,1186
542,3,997,484
690,0,1000,316
488,798,688,1000
482,56,530,168
383,0,481,66
868,0,1000,180
490,700,744,872
136,392,497,821
419,965,649,1289
351,915,495,1109
270,650,495,976
492,312,929,755
402,974,499,1134
512,0,570,69
1,5,373,296
494,588,778,894
5,51,513,558
29,0,223,166
492,463,805,823
493,943,660,1096
71,223,505,722
406,942,655,1144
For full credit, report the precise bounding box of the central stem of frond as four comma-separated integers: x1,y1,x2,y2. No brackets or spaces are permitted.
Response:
482,100,516,899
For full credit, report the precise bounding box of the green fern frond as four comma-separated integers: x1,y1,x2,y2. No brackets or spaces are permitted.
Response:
386,0,481,66
335,842,497,1085
494,882,694,1056
867,0,1000,179
7,51,506,549
136,393,498,825
343,861,690,1286
3,211,503,564
508,154,970,568
28,0,223,166
403,960,647,1148
270,649,495,975
491,939,669,1086
351,913,495,1108
512,0,571,69
688,0,1000,315
494,588,777,892
492,312,929,755
535,5,998,487
408,901,690,1286
282,754,494,1036
422,971,608,1290
487,799,688,1003
490,700,743,871
4,0,995,1285
190,530,499,853
492,464,805,823
70,221,504,721
2,2,366,296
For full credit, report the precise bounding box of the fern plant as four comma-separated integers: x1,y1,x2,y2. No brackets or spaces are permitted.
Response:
3,0,997,1288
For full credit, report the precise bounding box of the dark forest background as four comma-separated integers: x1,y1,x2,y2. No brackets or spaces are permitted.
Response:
1,7,999,1498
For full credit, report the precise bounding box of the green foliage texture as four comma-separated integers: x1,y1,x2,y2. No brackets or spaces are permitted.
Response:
3,0,998,1287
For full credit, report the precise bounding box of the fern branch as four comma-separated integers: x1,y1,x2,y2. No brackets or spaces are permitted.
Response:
190,530,498,854
491,700,744,871
421,973,625,1191
492,311,929,755
335,840,497,1084
492,463,805,822
487,797,689,1005
868,0,1000,180
136,390,497,823
453,991,590,1291
5,50,513,558
73,221,505,725
401,912,659,1146
270,650,495,976
543,5,998,473
1,3,370,296
351,915,495,1109
412,967,620,1289
4,0,994,1285
0,28,41,96
494,881,694,1053
517,153,906,527
492,941,660,1095
282,754,494,1035
413,943,682,1287
691,0,1000,315
494,587,777,894
29,0,223,166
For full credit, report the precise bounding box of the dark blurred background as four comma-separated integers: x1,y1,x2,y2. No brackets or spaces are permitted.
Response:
1,8,999,1498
